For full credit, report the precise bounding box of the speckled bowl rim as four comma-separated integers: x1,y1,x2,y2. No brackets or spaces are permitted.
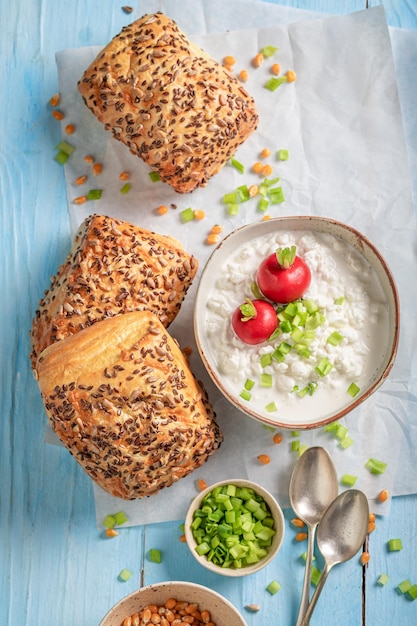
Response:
184,478,285,577
99,580,248,626
194,215,400,430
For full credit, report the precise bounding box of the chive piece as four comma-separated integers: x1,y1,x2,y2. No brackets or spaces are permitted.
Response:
268,186,285,204
264,76,288,91
315,357,333,377
298,444,308,457
266,580,281,595
341,474,358,487
311,566,322,587
388,538,403,552
180,207,195,223
334,296,345,305
260,373,272,388
258,197,269,212
397,579,412,594
327,331,344,346
55,140,75,155
265,402,277,413
277,149,289,161
365,458,387,475
291,430,301,437
118,568,132,582
103,514,116,529
240,389,252,401
149,171,161,182
230,157,245,174
260,353,272,368
377,573,390,586
325,421,340,433
406,584,417,601
339,435,354,449
347,382,360,397
149,548,162,563
335,424,348,440
244,379,255,391
227,203,239,216
87,189,103,200
120,182,131,194
291,440,300,452
55,150,70,165
223,191,239,204
261,45,278,57
236,185,251,203
113,511,128,526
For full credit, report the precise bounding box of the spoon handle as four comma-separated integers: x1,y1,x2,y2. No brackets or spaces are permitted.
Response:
300,564,331,626
295,524,316,626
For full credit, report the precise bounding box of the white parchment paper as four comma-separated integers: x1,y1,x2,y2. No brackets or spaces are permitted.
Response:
52,2,417,526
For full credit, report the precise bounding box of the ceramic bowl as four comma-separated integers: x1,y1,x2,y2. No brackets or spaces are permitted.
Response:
99,580,247,626
194,216,399,429
184,478,285,577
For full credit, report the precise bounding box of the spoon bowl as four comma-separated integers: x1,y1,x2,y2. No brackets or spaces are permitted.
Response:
289,446,339,625
301,489,370,626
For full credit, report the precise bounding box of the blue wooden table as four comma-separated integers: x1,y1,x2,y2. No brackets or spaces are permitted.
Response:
2,1,417,624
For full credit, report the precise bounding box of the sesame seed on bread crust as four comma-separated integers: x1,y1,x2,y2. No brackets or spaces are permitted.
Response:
77,12,259,193
36,310,223,500
30,214,198,370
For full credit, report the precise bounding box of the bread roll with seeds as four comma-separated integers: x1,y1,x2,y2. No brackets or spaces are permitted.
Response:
77,12,259,193
30,214,197,369
36,310,222,499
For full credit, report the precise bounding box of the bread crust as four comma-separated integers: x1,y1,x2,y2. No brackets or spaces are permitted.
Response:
30,214,198,369
36,310,223,499
77,12,258,193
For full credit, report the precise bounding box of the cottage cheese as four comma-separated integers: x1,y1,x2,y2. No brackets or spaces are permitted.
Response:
205,230,389,424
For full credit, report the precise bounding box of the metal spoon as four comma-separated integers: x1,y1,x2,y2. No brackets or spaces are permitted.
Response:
289,446,339,626
300,489,370,626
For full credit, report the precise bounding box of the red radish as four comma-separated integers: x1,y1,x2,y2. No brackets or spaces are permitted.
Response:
256,246,311,303
231,298,278,345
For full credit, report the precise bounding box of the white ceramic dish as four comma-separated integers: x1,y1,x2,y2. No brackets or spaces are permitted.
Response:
184,479,285,577
99,580,247,626
194,216,399,429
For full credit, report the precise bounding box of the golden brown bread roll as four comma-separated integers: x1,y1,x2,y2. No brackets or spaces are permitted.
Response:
36,310,223,499
30,214,198,369
77,12,259,193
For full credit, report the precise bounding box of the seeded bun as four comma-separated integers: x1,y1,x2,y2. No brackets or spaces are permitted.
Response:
77,12,259,193
36,310,223,499
30,214,198,369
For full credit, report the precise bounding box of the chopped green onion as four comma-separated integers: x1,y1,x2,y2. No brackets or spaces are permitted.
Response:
87,189,103,200
298,444,308,457
120,182,132,194
149,171,161,182
180,207,195,223
347,382,360,397
334,296,345,305
264,76,288,91
103,514,116,529
149,548,162,563
291,430,301,437
261,373,273,388
341,474,358,487
265,402,277,413
266,580,281,595
339,435,354,449
118,568,132,582
226,203,239,215
311,566,322,586
335,424,348,440
315,357,333,377
277,149,289,161
240,389,252,401
113,511,128,526
244,379,255,391
258,197,269,212
236,185,251,203
268,186,285,204
327,331,344,346
388,538,403,552
55,140,75,155
291,440,300,452
397,579,412,594
230,157,245,174
260,353,273,368
54,150,70,165
365,458,387,475
324,421,340,433
377,573,390,586
260,45,279,57
406,584,417,601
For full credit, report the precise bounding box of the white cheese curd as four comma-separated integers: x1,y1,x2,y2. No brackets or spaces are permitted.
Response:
205,230,389,424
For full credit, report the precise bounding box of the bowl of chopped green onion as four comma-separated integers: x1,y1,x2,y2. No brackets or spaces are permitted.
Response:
194,216,399,429
184,479,285,576
99,580,248,626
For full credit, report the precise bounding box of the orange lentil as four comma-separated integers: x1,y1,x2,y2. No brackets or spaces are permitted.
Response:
252,161,264,174
271,63,281,75
52,110,64,121
206,233,219,245
291,518,306,529
368,521,376,534
261,214,272,221
262,164,273,177
238,69,249,82
49,93,60,107
197,479,207,491
75,175,87,185
286,69,297,82
257,454,271,465
260,148,271,159
84,154,94,164
369,512,376,523
210,224,223,234
253,52,264,68
73,195,87,205
156,205,169,215
105,528,119,538
119,171,130,181
295,532,308,542
223,55,236,67
273,432,283,444
193,209,205,220
179,534,187,543
378,489,389,503
92,162,103,176
65,123,75,134
360,551,371,565
248,184,259,197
